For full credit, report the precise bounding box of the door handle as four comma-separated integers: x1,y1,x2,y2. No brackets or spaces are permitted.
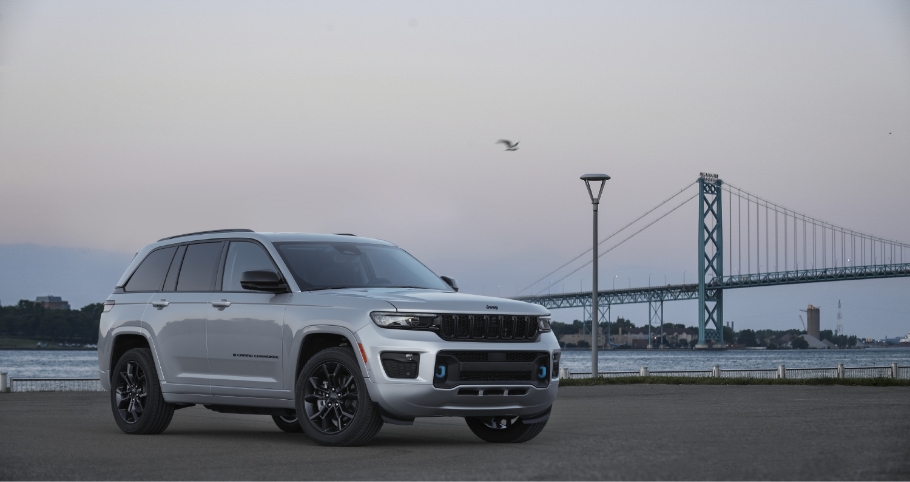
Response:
211,299,232,308
151,299,169,309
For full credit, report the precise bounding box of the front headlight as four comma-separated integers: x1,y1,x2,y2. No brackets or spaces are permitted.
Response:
370,312,437,328
538,316,552,332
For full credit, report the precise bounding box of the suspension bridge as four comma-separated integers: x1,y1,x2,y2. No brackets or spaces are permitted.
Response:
513,173,910,348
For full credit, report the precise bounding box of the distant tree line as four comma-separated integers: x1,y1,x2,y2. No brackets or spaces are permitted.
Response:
0,300,103,343
551,319,859,349
738,328,857,348
550,317,643,338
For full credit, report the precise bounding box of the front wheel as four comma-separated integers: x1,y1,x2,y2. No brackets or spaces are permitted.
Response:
295,347,383,446
110,347,174,435
465,416,548,443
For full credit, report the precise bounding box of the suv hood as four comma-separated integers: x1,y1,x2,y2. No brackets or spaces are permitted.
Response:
311,288,548,316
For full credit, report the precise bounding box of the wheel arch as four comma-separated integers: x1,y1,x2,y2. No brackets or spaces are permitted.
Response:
294,326,366,388
109,333,149,373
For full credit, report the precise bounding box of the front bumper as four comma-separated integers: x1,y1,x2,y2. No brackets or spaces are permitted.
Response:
356,323,561,419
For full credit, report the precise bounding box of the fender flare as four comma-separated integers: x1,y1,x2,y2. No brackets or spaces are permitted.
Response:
290,324,370,386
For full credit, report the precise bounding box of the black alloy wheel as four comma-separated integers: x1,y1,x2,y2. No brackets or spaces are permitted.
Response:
271,412,303,433
295,347,383,446
465,415,549,443
115,360,147,424
303,360,359,434
110,347,174,435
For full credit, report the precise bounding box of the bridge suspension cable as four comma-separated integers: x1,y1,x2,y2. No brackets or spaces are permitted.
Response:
532,190,698,295
517,181,697,295
723,181,909,277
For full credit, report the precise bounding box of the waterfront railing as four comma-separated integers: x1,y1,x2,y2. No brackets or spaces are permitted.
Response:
1,376,104,392
562,363,909,380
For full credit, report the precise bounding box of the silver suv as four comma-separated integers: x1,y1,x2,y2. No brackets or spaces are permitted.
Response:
98,230,559,446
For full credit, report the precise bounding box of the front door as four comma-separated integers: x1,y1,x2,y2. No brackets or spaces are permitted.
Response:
206,240,287,393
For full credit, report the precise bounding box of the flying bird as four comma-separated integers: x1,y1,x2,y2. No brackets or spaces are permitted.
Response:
496,139,519,151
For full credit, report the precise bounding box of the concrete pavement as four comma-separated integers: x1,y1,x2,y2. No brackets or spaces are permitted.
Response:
1,385,908,480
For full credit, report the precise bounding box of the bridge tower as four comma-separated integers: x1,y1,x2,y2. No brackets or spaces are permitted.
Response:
696,173,724,348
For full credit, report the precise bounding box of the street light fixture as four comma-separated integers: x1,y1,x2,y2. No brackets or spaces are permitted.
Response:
581,173,610,378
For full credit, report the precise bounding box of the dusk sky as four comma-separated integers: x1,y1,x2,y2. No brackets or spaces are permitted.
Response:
1,1,908,337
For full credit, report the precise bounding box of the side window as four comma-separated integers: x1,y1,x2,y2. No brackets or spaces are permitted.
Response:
124,246,177,292
176,242,223,292
222,241,278,292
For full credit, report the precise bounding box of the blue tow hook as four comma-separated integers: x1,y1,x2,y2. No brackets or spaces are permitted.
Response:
538,366,547,378
435,365,446,379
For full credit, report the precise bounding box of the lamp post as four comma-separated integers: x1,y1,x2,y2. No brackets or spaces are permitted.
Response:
581,174,610,378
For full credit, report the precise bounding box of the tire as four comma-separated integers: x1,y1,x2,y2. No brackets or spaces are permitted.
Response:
272,413,303,433
110,347,175,435
295,347,383,446
465,415,549,443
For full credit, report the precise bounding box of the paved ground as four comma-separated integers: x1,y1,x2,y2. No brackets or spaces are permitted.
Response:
1,385,908,480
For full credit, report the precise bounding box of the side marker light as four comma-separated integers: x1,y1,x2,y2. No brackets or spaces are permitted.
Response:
357,343,368,364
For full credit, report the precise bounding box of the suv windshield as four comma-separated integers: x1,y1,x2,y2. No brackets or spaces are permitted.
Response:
274,242,450,291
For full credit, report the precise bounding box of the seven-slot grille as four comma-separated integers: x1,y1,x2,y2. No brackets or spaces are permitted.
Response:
439,315,539,342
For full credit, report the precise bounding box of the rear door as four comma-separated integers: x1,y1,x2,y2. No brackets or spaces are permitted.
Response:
141,241,223,391
207,240,288,394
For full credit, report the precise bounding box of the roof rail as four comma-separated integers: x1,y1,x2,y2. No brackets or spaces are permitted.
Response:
158,229,254,242
334,233,356,236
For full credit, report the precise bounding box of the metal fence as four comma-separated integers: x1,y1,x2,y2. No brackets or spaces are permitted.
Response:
563,363,909,380
6,377,104,392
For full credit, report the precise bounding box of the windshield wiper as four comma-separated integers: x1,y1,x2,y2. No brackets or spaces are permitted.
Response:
305,286,354,292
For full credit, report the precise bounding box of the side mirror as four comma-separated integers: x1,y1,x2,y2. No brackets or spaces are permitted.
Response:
440,276,458,292
240,270,289,293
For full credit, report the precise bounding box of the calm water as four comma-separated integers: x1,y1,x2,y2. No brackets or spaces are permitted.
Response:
1,348,909,379
0,351,100,378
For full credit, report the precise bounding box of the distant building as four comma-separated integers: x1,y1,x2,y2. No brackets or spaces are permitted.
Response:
560,328,608,348
35,295,70,310
806,305,820,339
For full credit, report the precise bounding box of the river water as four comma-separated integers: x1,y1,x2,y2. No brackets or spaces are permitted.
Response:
1,348,909,379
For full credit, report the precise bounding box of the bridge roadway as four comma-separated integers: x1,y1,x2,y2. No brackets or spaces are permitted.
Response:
514,262,910,309
2,386,908,480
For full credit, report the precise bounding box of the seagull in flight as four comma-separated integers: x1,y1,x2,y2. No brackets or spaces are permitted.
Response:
496,139,519,151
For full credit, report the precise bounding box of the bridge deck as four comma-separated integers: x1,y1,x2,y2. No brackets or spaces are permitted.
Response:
514,263,910,308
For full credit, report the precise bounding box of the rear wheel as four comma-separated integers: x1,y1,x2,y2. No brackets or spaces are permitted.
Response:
465,415,548,443
110,347,174,435
272,413,303,433
295,347,383,446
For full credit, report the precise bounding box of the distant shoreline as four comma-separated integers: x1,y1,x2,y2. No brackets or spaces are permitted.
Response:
0,347,98,351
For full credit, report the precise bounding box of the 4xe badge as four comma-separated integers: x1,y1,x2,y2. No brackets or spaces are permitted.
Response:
486,305,499,310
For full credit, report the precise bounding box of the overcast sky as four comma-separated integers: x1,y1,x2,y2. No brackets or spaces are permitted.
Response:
1,1,908,337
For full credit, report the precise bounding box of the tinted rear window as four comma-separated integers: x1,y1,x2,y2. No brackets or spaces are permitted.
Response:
124,246,177,292
176,242,223,292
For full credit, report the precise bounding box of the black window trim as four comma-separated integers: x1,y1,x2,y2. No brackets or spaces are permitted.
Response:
162,245,187,292
120,237,288,294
